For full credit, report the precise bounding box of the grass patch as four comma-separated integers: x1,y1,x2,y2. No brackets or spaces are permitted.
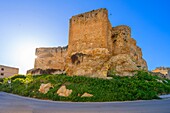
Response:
0,71,170,102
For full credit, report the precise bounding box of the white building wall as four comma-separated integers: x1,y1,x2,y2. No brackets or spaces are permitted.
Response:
0,65,19,78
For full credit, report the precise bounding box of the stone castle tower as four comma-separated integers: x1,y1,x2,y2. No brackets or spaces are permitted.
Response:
67,8,111,54
28,8,147,77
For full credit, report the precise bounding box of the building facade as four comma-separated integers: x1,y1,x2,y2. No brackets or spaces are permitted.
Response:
0,65,19,78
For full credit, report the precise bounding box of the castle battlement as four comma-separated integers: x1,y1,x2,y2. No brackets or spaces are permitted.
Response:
36,46,67,56
70,8,108,24
112,25,131,34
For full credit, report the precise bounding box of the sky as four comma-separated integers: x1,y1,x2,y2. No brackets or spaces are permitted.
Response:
0,0,170,74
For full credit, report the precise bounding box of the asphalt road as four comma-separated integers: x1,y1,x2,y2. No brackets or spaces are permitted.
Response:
0,92,170,113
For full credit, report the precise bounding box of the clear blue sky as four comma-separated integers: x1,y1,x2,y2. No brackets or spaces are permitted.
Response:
0,0,170,74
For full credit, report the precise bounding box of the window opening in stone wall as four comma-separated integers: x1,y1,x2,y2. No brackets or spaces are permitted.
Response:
1,73,4,76
1,68,4,71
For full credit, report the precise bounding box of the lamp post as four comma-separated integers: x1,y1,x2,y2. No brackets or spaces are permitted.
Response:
8,79,11,90
26,80,28,89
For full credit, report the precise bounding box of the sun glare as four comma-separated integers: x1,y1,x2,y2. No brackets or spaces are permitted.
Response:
12,39,42,74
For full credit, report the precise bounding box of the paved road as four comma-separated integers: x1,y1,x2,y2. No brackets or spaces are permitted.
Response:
0,92,170,113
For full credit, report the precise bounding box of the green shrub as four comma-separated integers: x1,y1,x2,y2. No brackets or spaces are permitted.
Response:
10,74,26,80
107,69,116,77
0,71,170,102
0,78,3,83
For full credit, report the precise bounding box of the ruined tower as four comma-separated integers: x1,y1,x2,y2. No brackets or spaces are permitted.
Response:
28,8,148,77
67,8,112,55
65,8,147,77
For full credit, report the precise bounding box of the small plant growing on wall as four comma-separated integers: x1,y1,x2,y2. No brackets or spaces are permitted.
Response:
107,69,116,77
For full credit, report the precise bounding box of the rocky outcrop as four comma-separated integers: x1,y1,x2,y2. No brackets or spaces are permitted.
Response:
106,54,139,76
65,48,110,77
29,8,148,77
56,85,72,97
39,83,53,94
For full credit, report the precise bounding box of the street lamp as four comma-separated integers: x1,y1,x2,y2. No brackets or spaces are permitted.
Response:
8,79,11,89
26,80,28,89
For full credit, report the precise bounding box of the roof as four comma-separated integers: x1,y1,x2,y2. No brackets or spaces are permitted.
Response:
0,65,19,69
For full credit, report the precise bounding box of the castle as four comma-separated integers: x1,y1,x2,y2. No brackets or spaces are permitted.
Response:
27,8,148,77
152,67,170,79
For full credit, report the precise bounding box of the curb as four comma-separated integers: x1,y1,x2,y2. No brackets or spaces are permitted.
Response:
159,94,170,99
1,92,170,104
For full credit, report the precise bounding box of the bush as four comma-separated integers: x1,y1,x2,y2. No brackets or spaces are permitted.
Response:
10,74,26,80
0,78,3,83
0,71,170,102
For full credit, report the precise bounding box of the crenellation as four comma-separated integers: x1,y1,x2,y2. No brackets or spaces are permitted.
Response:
70,8,108,24
36,46,67,56
112,25,131,38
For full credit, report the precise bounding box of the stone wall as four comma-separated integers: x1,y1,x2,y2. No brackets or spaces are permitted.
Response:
107,25,147,76
34,46,67,71
67,8,111,55
152,67,170,79
152,67,169,75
